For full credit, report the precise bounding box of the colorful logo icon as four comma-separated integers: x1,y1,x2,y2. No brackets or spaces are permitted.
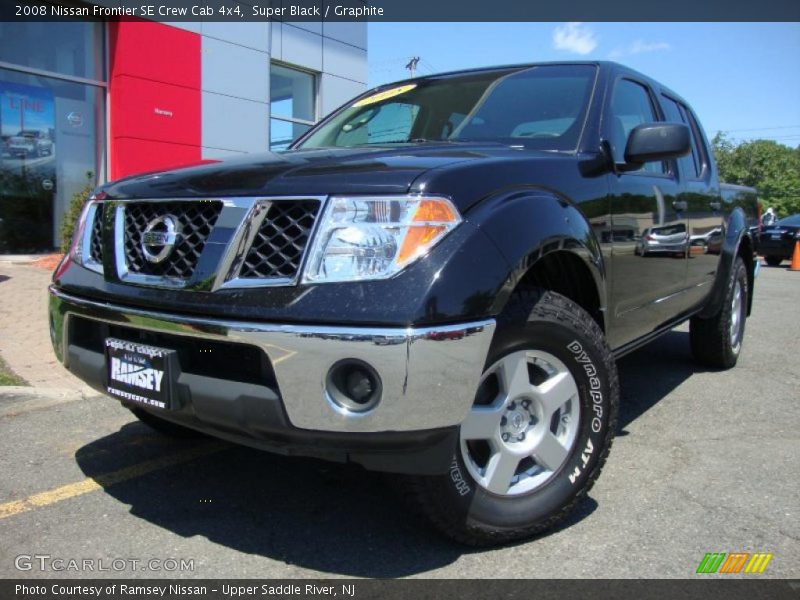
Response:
696,552,773,574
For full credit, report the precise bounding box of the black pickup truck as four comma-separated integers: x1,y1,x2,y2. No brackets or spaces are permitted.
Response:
50,62,759,545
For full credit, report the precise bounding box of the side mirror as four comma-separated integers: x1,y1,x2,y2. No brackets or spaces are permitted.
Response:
621,123,691,171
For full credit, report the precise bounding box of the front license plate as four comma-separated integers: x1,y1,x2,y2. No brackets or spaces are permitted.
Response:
105,338,174,410
771,234,782,239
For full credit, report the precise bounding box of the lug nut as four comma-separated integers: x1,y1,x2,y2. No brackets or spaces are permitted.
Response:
502,433,510,442
518,432,526,441
500,416,507,426
522,399,530,408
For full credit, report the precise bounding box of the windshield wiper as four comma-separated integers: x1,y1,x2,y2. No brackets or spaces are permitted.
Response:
381,138,449,144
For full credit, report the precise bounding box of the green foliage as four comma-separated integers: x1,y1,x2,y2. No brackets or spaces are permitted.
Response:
0,355,27,386
59,172,95,254
711,133,800,218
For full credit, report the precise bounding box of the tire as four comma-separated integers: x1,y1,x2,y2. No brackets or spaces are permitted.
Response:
764,255,782,267
129,407,205,439
404,289,619,546
690,256,748,369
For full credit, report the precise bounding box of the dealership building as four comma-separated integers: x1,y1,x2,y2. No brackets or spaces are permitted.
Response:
0,10,367,253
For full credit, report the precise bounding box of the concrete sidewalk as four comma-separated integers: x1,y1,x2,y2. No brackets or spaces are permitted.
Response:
0,263,93,393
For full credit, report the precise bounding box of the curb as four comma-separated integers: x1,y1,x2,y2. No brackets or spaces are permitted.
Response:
0,255,40,265
0,386,101,419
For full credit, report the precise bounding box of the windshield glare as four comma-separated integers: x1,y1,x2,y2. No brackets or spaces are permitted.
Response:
297,64,597,151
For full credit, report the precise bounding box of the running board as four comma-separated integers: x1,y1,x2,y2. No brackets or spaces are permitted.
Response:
611,308,703,360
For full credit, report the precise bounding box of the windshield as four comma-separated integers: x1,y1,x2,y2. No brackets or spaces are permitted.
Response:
296,64,597,151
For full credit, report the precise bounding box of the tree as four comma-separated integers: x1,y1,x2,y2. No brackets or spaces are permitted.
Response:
59,171,95,254
711,133,800,218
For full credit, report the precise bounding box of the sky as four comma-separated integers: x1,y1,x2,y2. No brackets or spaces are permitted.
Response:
366,22,800,147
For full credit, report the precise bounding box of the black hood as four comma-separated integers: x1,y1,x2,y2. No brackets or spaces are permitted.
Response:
98,143,554,203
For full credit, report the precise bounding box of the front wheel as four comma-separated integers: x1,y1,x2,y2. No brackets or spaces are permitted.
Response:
405,289,619,546
764,255,782,267
690,256,749,369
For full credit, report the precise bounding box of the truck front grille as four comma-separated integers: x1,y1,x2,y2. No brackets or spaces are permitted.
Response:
122,201,222,279
89,204,104,264
239,200,321,280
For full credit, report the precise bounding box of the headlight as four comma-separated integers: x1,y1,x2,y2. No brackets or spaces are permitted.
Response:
302,195,461,283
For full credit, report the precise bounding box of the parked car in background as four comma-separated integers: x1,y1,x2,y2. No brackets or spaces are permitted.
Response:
690,227,724,255
636,223,689,257
759,213,800,266
8,130,53,158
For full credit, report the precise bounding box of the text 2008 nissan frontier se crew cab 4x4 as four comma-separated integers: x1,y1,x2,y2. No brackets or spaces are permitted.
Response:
50,62,759,545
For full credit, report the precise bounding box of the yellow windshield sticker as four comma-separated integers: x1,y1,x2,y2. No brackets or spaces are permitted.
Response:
352,84,417,108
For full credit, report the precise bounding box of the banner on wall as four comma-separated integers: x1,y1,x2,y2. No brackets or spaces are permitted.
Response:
0,80,57,187
0,80,57,253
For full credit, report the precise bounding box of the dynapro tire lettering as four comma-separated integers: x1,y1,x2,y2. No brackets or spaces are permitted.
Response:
566,340,605,485
568,439,594,484
567,340,604,433
449,458,471,496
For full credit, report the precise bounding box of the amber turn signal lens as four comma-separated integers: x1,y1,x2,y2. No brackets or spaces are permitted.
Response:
413,198,459,223
396,199,460,266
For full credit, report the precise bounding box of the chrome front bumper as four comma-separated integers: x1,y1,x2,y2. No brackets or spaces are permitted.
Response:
49,286,495,433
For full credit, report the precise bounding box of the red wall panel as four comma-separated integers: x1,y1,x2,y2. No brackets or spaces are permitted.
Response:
112,139,202,177
111,76,200,147
108,20,200,89
108,21,201,179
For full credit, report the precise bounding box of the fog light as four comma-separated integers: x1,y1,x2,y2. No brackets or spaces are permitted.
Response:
326,359,382,413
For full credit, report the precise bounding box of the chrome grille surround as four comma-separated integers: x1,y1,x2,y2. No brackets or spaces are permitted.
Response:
79,201,104,275
89,196,328,290
89,203,104,265
216,196,326,290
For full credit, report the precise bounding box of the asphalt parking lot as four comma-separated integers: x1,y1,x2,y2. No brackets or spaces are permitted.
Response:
0,263,797,579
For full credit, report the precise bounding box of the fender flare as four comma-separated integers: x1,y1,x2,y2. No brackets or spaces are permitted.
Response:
697,206,756,319
466,188,608,327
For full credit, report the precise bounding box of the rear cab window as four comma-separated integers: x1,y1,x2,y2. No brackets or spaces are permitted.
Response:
608,78,666,175
661,94,709,180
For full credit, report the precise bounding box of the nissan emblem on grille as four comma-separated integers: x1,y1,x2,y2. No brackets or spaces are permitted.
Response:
141,215,181,264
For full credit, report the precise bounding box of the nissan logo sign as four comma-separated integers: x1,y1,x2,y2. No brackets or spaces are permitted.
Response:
66,112,83,127
141,215,181,264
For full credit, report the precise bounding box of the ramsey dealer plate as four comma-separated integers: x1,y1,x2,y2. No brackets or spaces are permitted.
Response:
105,338,175,410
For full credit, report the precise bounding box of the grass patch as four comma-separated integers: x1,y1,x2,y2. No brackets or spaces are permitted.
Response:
0,355,27,386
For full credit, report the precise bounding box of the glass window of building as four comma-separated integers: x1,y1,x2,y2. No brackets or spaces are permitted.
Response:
0,21,105,83
270,64,316,151
0,21,105,253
